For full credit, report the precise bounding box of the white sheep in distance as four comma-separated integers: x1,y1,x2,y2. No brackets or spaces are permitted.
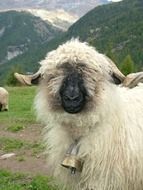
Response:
0,87,9,111
14,39,143,190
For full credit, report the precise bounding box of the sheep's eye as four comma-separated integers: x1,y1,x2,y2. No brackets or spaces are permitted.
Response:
112,73,121,85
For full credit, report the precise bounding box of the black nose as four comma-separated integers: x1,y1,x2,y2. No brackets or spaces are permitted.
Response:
63,94,81,102
63,86,81,101
60,71,87,114
61,85,86,114
62,93,84,114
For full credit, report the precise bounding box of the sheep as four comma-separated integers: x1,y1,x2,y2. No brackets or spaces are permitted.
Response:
0,87,9,111
14,39,143,190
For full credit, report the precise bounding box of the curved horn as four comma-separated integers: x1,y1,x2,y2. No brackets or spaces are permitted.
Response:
106,56,143,88
105,56,125,83
14,71,41,85
122,72,143,88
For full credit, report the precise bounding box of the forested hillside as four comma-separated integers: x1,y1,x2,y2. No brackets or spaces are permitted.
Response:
0,10,62,62
0,10,63,84
66,0,143,71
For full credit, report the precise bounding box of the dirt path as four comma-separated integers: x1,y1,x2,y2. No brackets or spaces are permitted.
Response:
0,123,49,175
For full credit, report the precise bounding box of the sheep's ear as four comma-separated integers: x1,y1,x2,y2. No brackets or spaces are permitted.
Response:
14,72,41,85
105,56,125,84
122,72,143,88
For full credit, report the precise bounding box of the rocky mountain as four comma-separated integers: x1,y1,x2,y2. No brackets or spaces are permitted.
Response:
0,8,78,85
25,9,78,31
0,0,108,16
0,10,62,66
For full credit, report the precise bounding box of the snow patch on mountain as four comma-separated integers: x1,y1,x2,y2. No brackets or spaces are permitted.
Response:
26,9,78,30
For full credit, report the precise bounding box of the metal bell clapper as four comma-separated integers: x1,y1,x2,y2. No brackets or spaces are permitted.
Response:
61,140,83,174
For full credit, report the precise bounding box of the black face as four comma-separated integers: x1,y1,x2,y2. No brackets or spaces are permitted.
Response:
60,71,87,114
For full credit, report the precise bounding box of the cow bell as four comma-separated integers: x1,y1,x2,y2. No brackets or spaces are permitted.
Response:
61,140,83,174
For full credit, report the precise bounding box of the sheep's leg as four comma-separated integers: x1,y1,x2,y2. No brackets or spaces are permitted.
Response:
1,103,8,111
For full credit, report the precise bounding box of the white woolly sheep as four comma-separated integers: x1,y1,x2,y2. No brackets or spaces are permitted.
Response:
15,39,143,190
0,87,9,111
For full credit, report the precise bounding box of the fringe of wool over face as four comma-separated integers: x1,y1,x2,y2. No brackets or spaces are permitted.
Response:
15,39,143,190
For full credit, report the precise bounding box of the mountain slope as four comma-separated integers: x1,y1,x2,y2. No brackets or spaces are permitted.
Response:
25,9,78,31
65,0,143,68
0,10,62,64
0,10,64,84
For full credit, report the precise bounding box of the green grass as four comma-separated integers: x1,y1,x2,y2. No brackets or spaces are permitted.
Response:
0,136,44,155
0,86,36,126
7,124,25,132
0,87,61,189
0,169,58,190
31,142,45,156
0,137,24,152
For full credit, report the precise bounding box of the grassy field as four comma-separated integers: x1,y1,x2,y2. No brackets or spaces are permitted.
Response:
0,86,58,190
0,86,36,124
0,169,58,190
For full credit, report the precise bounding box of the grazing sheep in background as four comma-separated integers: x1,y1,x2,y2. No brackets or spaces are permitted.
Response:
0,87,9,111
14,39,143,190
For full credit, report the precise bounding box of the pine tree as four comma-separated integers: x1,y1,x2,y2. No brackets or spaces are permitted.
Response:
120,54,135,76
